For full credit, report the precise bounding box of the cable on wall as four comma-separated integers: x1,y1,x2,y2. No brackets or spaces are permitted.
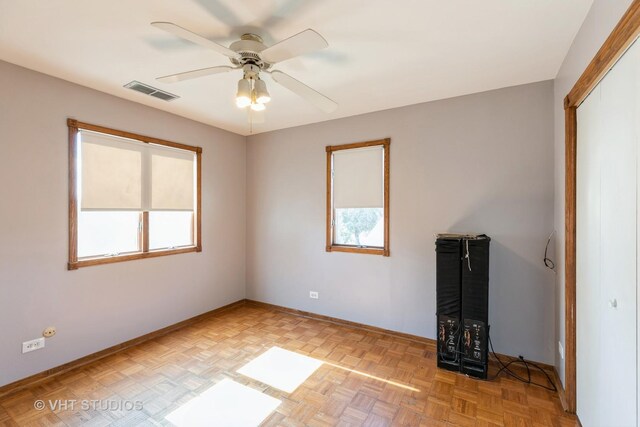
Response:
544,230,556,271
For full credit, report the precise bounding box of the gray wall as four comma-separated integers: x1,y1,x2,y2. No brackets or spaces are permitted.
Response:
552,0,633,386
246,81,556,363
0,60,246,387
0,54,563,388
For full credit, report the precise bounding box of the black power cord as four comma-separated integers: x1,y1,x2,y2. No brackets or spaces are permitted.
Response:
544,231,556,271
487,335,557,392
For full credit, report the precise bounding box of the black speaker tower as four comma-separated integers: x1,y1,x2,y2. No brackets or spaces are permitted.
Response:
435,235,463,372
435,233,490,379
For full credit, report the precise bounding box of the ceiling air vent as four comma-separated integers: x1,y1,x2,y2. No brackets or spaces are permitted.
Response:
124,81,179,101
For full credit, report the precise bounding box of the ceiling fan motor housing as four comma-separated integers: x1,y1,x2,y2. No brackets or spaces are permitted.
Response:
242,64,261,80
229,34,272,70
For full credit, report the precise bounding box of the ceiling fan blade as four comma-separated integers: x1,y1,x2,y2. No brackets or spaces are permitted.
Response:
157,66,237,83
193,0,242,28
261,29,328,64
151,22,240,59
270,70,337,113
260,0,320,32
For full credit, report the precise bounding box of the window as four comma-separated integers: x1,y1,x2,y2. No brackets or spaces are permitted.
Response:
326,139,390,256
68,119,201,269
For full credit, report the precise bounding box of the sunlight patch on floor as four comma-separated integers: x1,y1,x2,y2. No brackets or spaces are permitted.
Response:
165,378,281,427
237,346,324,393
324,362,421,392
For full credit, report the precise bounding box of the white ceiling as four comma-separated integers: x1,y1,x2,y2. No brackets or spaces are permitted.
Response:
0,0,592,136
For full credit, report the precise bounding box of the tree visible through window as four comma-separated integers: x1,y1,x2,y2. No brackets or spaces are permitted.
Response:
335,208,383,246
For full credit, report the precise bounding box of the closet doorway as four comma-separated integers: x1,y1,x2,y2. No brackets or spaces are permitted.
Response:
564,2,640,423
576,37,638,427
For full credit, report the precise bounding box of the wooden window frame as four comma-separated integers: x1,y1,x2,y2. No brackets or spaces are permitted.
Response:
563,1,640,414
325,138,390,256
67,119,202,270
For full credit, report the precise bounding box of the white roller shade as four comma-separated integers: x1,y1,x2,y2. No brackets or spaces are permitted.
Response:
333,146,383,208
80,130,143,210
80,130,196,212
150,145,195,211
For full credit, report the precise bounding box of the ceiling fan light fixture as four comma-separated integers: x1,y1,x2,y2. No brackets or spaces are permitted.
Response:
255,79,271,104
236,98,251,108
236,78,252,108
251,102,266,111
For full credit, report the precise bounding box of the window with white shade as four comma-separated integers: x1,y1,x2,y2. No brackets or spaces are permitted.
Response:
68,120,201,269
326,139,390,256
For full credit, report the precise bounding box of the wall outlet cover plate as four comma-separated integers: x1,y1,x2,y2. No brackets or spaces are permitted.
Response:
22,337,45,354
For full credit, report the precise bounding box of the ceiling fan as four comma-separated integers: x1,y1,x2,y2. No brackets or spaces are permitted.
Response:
151,22,338,114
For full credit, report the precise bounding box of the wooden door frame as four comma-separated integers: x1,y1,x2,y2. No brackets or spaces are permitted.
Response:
564,1,640,413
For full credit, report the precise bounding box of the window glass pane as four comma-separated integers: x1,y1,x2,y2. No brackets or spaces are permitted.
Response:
78,211,140,258
149,211,194,250
334,208,383,247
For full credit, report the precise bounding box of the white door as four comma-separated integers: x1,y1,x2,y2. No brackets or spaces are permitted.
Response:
576,82,603,427
576,38,639,427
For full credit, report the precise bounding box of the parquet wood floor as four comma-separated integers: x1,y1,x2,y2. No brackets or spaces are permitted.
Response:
0,303,577,426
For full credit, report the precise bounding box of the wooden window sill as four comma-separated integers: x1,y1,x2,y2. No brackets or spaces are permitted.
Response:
68,246,201,270
326,245,389,256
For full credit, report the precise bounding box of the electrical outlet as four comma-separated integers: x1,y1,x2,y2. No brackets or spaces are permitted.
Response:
22,338,45,354
309,291,319,299
558,341,564,359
